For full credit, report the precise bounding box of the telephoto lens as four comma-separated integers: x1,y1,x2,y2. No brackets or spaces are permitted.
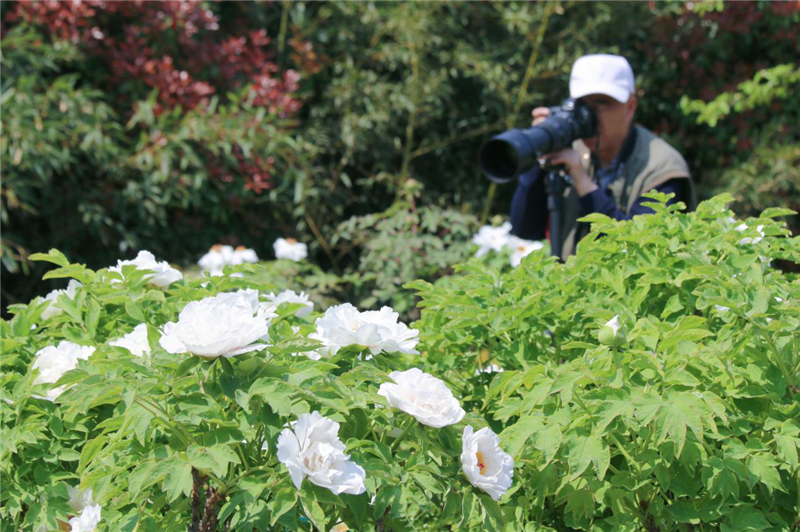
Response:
478,98,597,184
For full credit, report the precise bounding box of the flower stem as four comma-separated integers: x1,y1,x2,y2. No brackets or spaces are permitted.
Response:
390,418,416,451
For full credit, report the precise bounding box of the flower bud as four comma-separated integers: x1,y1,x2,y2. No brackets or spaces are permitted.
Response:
598,315,626,347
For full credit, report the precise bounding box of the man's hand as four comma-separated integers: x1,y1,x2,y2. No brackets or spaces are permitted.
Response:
531,107,597,197
531,107,550,126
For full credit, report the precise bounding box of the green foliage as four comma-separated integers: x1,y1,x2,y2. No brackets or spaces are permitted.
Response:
411,194,800,529
680,64,800,127
1,256,497,531
710,131,800,245
334,182,479,319
0,25,121,276
3,195,799,530
6,0,800,315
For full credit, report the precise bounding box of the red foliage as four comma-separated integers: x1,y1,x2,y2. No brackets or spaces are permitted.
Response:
6,0,316,194
7,0,303,117
637,2,799,170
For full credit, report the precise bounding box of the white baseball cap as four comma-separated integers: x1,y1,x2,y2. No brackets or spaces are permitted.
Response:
569,54,635,103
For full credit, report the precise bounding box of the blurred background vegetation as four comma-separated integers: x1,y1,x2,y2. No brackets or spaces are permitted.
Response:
2,0,799,313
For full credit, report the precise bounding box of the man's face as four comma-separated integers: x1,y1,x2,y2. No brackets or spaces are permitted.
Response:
578,93,637,153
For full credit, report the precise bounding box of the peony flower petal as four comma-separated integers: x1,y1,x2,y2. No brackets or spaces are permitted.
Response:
378,368,465,428
461,425,514,501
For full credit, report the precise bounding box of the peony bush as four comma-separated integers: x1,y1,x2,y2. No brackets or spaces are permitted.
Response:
2,193,798,531
1,250,507,531
410,193,800,530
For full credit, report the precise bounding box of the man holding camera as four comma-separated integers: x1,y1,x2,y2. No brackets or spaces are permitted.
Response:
510,54,696,260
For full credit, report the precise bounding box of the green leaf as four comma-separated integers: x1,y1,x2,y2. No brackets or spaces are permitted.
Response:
270,487,297,526
248,378,294,416
125,300,146,322
565,489,594,520
460,491,478,528
299,488,326,531
163,461,192,503
775,435,798,468
568,434,610,481
78,435,107,475
479,494,505,531
499,415,543,459
42,264,92,283
746,286,770,317
656,393,704,457
532,424,562,466
759,207,796,218
724,504,771,531
85,297,101,338
121,402,154,445
746,453,784,494
187,444,240,478
30,249,70,266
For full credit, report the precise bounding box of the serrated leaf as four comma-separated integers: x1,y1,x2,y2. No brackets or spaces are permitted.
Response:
565,489,594,520
532,424,562,466
746,453,784,494
568,434,610,481
248,378,294,416
500,415,543,459
163,461,192,503
775,435,798,468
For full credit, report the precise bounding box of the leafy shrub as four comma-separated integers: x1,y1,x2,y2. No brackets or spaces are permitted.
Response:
333,181,479,320
1,250,504,532
1,3,308,308
3,194,799,531
411,194,800,530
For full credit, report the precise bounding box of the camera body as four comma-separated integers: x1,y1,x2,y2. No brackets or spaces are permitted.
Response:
478,98,597,184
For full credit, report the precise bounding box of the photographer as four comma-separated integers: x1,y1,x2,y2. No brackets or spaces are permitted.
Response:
509,54,696,260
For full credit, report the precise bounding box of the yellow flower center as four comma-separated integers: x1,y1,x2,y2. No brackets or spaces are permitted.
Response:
476,451,487,475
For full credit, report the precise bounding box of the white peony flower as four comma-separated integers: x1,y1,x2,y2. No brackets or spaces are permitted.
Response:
32,341,95,401
67,485,94,514
277,411,366,495
38,280,82,320
198,244,233,276
506,236,545,267
68,504,102,532
377,368,465,428
274,238,308,262
310,303,381,358
198,245,258,276
109,250,182,288
475,363,504,375
461,426,514,501
472,222,512,258
309,303,419,358
359,307,420,355
734,223,765,245
159,292,274,359
234,246,259,264
109,324,151,358
263,290,314,318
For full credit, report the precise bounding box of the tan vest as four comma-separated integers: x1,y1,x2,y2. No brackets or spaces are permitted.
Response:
558,125,696,261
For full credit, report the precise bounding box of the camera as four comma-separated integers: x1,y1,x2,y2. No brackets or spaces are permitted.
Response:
478,98,598,184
